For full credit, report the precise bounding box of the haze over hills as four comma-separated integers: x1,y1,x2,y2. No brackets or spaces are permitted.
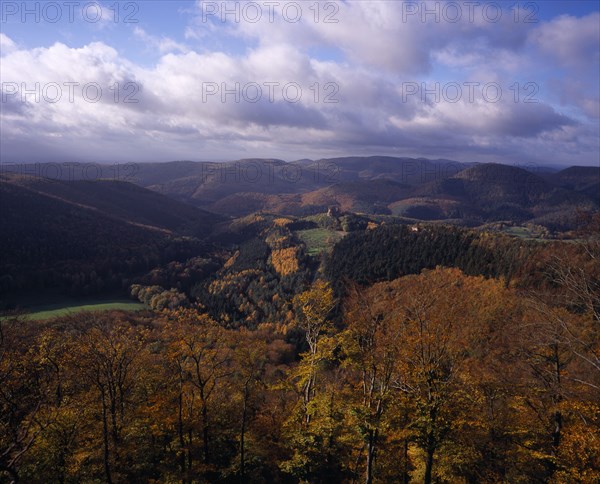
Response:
1,158,598,225
135,158,599,225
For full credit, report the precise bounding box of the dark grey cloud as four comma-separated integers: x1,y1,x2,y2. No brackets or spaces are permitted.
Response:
490,103,577,138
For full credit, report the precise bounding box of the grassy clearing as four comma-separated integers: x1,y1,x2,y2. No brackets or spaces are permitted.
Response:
1,300,145,321
296,228,345,256
501,226,535,238
499,226,554,242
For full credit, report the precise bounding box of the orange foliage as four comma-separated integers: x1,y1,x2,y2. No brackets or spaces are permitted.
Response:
271,247,300,276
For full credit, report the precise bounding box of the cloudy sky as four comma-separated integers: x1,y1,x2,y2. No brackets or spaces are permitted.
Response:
1,0,599,166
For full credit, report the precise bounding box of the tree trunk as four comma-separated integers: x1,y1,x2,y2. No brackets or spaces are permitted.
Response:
304,352,317,426
552,343,563,453
424,432,435,484
240,382,249,481
552,410,562,449
201,400,209,464
403,439,409,484
365,429,376,484
178,381,186,484
101,392,113,484
57,449,66,484
187,428,193,474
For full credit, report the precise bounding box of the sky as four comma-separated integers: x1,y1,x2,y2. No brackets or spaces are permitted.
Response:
1,0,599,166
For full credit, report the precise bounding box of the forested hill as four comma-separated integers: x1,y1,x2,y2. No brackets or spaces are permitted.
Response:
548,165,600,192
0,174,223,296
0,173,224,235
324,223,541,291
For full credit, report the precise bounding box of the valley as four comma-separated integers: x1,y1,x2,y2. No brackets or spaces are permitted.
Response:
1,158,598,316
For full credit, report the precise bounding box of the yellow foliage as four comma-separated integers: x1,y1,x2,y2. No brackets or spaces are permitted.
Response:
271,247,300,276
274,217,293,227
223,250,239,268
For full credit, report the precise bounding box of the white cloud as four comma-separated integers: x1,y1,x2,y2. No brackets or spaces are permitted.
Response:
530,13,600,69
0,33,17,56
133,27,189,55
0,5,599,165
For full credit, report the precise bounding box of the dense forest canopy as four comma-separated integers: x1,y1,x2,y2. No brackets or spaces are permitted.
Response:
1,170,599,483
2,256,598,482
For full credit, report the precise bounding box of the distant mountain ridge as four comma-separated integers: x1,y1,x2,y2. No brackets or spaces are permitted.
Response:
2,158,597,228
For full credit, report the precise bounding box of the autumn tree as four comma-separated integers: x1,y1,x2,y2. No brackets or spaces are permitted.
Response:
164,308,233,479
74,317,147,483
0,318,55,483
229,330,267,480
292,280,336,425
340,283,404,484
339,268,520,483
281,281,351,482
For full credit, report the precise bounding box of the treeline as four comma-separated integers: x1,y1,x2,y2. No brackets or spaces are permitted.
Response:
325,223,557,292
2,247,598,482
0,235,212,301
